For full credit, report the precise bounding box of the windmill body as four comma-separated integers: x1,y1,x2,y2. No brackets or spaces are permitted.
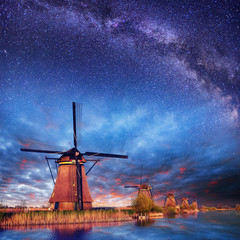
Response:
20,102,128,210
49,154,93,210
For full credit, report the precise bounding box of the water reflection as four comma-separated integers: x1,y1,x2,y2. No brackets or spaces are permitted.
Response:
1,222,126,231
166,214,177,219
1,222,127,240
2,211,240,240
135,212,198,227
136,219,155,227
179,211,198,219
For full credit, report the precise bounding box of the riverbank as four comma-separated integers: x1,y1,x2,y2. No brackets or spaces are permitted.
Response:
0,210,133,227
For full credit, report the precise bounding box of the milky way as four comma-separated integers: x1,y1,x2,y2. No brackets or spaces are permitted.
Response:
0,0,240,207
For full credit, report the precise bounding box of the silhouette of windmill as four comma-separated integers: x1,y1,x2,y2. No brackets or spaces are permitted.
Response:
20,102,128,210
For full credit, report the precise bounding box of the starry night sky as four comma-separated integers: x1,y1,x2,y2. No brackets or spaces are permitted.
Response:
1,0,240,207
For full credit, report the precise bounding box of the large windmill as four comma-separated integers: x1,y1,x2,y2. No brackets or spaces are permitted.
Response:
20,102,128,210
124,166,153,201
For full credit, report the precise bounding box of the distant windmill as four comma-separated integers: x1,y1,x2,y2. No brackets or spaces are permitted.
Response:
181,198,189,209
20,102,128,210
164,193,177,207
191,199,198,209
124,165,153,200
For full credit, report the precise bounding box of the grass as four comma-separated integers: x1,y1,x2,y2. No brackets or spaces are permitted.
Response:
151,204,163,213
200,206,217,211
0,210,133,227
121,209,135,215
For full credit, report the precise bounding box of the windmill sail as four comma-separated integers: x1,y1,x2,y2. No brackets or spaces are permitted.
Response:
20,148,65,154
76,102,82,147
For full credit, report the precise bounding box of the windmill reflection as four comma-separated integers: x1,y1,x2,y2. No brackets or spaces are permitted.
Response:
4,222,126,239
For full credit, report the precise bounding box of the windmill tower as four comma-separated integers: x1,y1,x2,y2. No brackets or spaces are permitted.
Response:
164,193,177,207
124,166,153,201
20,102,128,210
181,198,189,209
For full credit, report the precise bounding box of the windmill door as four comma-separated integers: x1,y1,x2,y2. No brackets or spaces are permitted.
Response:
54,202,59,210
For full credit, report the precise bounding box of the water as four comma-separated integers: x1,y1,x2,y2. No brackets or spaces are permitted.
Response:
1,211,240,240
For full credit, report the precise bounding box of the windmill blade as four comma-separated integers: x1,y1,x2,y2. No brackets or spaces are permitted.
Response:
20,148,65,154
75,160,83,210
124,185,139,188
150,188,153,197
46,157,55,185
72,102,83,209
72,102,77,149
86,160,99,176
83,152,128,159
76,102,82,147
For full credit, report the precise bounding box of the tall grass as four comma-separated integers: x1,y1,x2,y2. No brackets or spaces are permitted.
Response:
0,210,133,227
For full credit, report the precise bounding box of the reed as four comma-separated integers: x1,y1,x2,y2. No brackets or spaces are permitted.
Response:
0,210,133,227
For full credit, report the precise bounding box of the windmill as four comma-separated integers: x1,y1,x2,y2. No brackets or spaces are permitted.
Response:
181,198,189,209
124,165,153,201
20,102,128,210
190,199,198,209
164,193,177,207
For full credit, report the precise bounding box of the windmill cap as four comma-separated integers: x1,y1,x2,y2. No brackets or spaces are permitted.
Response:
140,183,151,189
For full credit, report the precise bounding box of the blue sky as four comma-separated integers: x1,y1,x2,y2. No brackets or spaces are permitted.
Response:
0,0,240,207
